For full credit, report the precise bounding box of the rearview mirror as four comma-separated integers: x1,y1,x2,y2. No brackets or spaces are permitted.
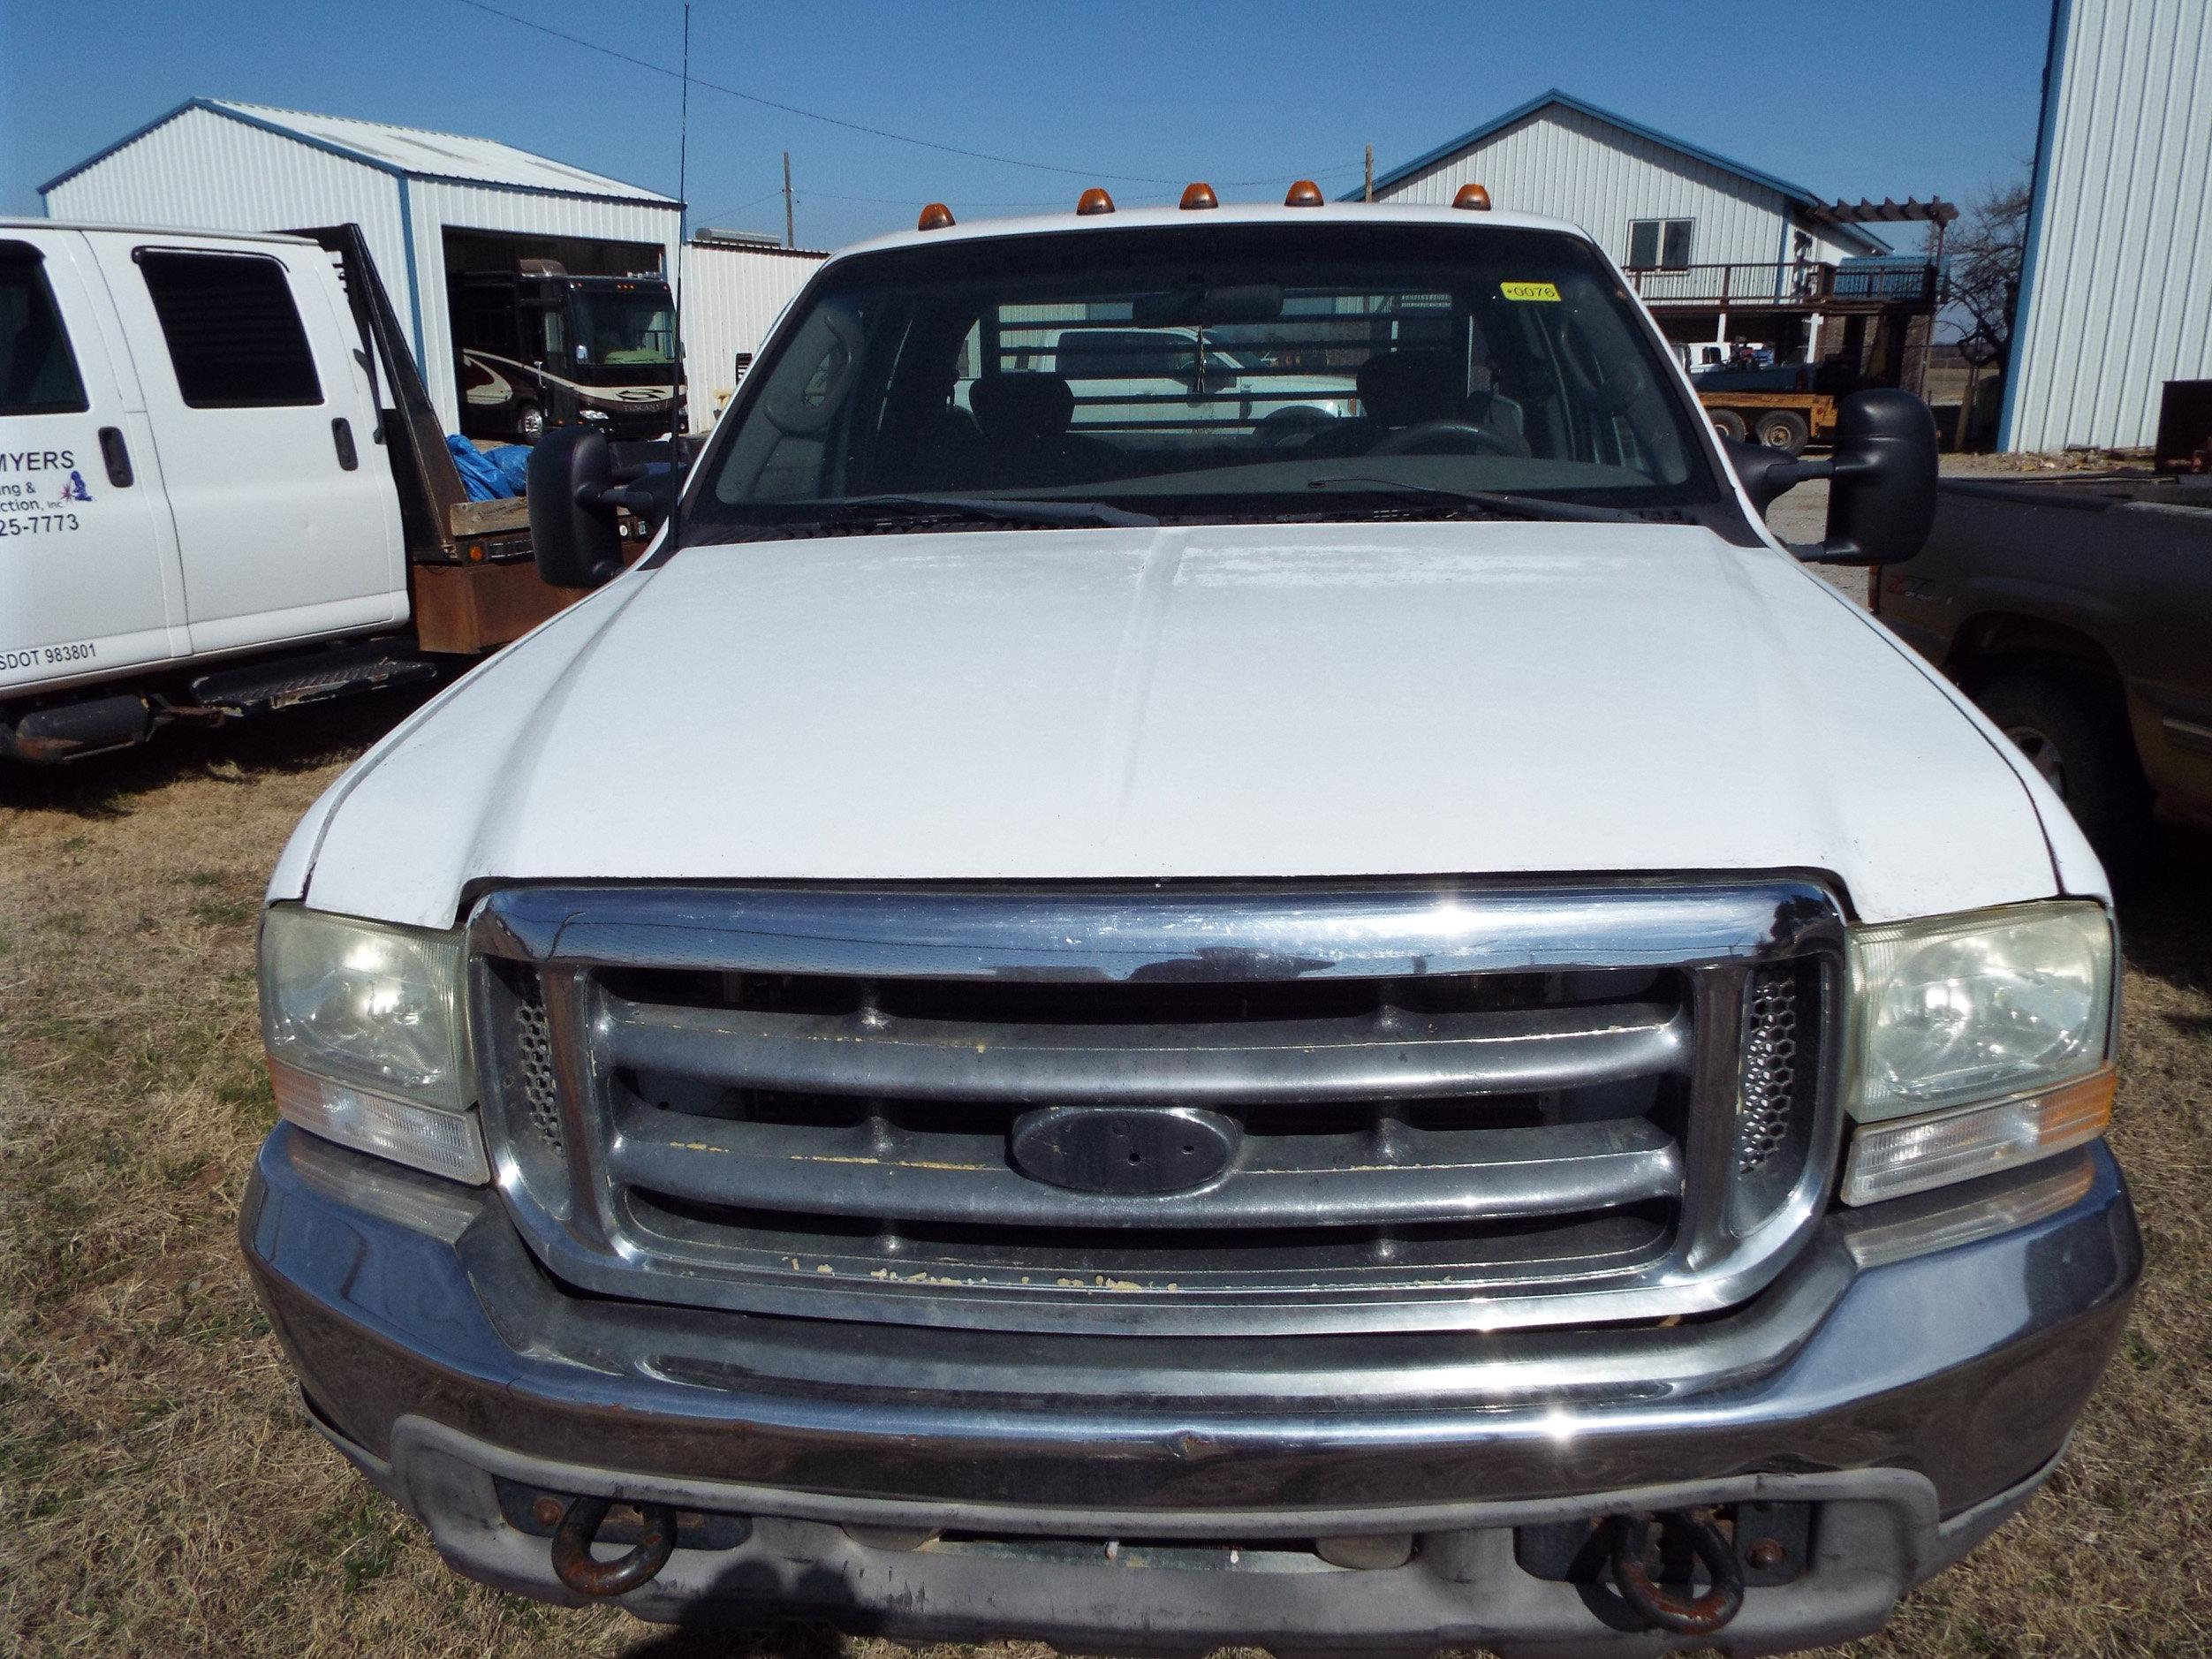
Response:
1132,284,1284,327
526,428,625,589
1726,389,1937,565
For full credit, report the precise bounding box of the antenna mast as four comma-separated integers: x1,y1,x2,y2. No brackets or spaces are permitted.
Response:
667,2,691,550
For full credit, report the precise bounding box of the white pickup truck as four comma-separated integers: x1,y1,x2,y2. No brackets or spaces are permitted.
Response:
0,220,642,762
242,195,2138,1655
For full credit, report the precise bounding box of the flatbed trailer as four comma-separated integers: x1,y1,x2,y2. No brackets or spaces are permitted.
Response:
1697,390,1837,456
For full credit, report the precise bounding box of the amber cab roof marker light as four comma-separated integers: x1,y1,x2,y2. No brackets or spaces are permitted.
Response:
1076,186,1117,216
1179,181,1219,210
1452,183,1494,211
916,202,956,232
1284,179,1325,208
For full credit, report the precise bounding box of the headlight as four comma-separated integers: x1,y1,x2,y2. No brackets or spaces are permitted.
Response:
1840,901,2116,1205
259,905,487,1184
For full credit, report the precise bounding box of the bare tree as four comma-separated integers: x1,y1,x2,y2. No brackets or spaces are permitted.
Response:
1942,178,2034,371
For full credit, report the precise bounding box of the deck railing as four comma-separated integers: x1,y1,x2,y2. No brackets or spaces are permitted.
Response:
1625,261,1938,310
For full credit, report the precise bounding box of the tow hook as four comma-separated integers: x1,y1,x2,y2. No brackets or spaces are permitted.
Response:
1608,1509,1746,1635
550,1494,678,1596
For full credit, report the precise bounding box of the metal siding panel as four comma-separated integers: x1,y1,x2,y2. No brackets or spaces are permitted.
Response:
1372,106,1788,269
678,245,826,429
2009,0,2212,451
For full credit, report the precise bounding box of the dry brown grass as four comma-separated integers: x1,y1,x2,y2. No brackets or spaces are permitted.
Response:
2,701,2207,1658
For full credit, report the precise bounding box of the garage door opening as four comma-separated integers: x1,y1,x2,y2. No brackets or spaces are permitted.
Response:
443,227,676,443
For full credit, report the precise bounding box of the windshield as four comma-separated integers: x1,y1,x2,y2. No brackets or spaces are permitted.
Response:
691,222,1722,539
572,289,675,366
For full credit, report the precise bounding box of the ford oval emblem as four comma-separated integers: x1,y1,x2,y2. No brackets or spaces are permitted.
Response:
1009,1106,1239,1196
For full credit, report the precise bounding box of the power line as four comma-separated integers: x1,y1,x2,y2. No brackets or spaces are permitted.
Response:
451,0,1185,184
448,0,1362,191
692,186,786,223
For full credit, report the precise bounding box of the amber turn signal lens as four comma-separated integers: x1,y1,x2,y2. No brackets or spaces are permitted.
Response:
916,202,956,231
1841,1065,2116,1206
1452,183,1493,211
1179,181,1219,210
1076,186,1116,216
1284,179,1325,207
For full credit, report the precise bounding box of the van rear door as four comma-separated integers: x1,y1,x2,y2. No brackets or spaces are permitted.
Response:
89,234,405,657
0,229,182,698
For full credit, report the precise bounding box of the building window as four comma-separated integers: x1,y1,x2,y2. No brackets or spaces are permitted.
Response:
136,250,322,408
1627,218,1694,271
0,247,88,417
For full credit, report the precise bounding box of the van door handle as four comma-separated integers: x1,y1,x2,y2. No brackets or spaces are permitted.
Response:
98,428,134,488
331,417,359,471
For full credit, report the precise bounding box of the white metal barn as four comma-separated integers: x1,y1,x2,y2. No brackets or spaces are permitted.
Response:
1362,90,1882,269
36,100,823,436
679,232,825,430
1360,91,1902,367
2002,0,2212,453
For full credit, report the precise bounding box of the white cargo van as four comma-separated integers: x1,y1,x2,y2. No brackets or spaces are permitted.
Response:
0,221,660,762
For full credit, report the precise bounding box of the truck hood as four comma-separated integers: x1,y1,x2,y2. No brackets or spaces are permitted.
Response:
293,520,2066,928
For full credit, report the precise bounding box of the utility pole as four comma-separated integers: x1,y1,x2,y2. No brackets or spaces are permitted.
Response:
782,151,794,248
1363,143,1374,202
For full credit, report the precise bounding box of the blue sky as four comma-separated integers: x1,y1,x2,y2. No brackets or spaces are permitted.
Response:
4,0,2055,250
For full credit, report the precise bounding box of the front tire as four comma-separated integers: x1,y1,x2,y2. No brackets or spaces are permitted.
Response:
516,401,545,442
1974,667,2148,854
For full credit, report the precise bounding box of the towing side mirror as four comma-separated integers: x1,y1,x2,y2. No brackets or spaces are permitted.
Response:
526,428,626,589
1725,389,1938,565
1814,388,1937,564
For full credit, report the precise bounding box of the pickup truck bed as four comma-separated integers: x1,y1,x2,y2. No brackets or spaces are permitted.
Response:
1875,472,2212,844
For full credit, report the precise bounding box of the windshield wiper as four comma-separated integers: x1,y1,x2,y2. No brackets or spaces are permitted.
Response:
1306,475,1649,525
834,495,1158,528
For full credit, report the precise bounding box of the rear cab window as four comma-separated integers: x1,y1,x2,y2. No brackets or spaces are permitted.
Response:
0,246,90,416
135,249,322,408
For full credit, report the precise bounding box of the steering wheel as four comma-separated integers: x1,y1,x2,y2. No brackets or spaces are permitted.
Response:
1369,420,1523,458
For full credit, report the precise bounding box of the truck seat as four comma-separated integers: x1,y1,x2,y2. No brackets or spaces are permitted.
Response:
968,373,1114,488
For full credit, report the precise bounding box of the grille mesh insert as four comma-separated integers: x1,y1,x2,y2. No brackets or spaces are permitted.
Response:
1738,967,1803,1172
513,981,563,1154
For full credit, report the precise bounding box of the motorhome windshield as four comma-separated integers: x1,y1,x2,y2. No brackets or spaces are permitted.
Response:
691,222,1723,539
573,290,674,366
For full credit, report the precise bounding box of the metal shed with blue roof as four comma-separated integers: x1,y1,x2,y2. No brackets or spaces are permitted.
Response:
40,98,685,434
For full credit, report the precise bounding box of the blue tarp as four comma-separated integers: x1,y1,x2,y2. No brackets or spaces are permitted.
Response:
447,436,531,501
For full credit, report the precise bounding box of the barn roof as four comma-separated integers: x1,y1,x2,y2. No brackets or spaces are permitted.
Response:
42,98,676,206
1354,90,1889,254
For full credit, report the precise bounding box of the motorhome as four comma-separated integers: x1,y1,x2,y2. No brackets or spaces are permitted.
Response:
451,263,678,442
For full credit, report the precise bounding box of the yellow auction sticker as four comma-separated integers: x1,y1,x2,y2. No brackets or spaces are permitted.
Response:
1500,280,1561,302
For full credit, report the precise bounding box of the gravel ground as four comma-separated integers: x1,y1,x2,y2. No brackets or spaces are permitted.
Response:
3,518,2206,1657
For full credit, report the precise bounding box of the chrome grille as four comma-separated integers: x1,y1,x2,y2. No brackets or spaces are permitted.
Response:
470,881,1844,1337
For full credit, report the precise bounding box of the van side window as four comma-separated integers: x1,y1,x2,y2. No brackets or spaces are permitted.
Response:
0,247,90,416
136,250,322,408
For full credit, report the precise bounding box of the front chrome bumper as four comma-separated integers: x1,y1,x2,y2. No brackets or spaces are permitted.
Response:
242,1124,2139,1655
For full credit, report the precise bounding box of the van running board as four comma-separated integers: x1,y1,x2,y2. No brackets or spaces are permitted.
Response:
188,646,438,716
